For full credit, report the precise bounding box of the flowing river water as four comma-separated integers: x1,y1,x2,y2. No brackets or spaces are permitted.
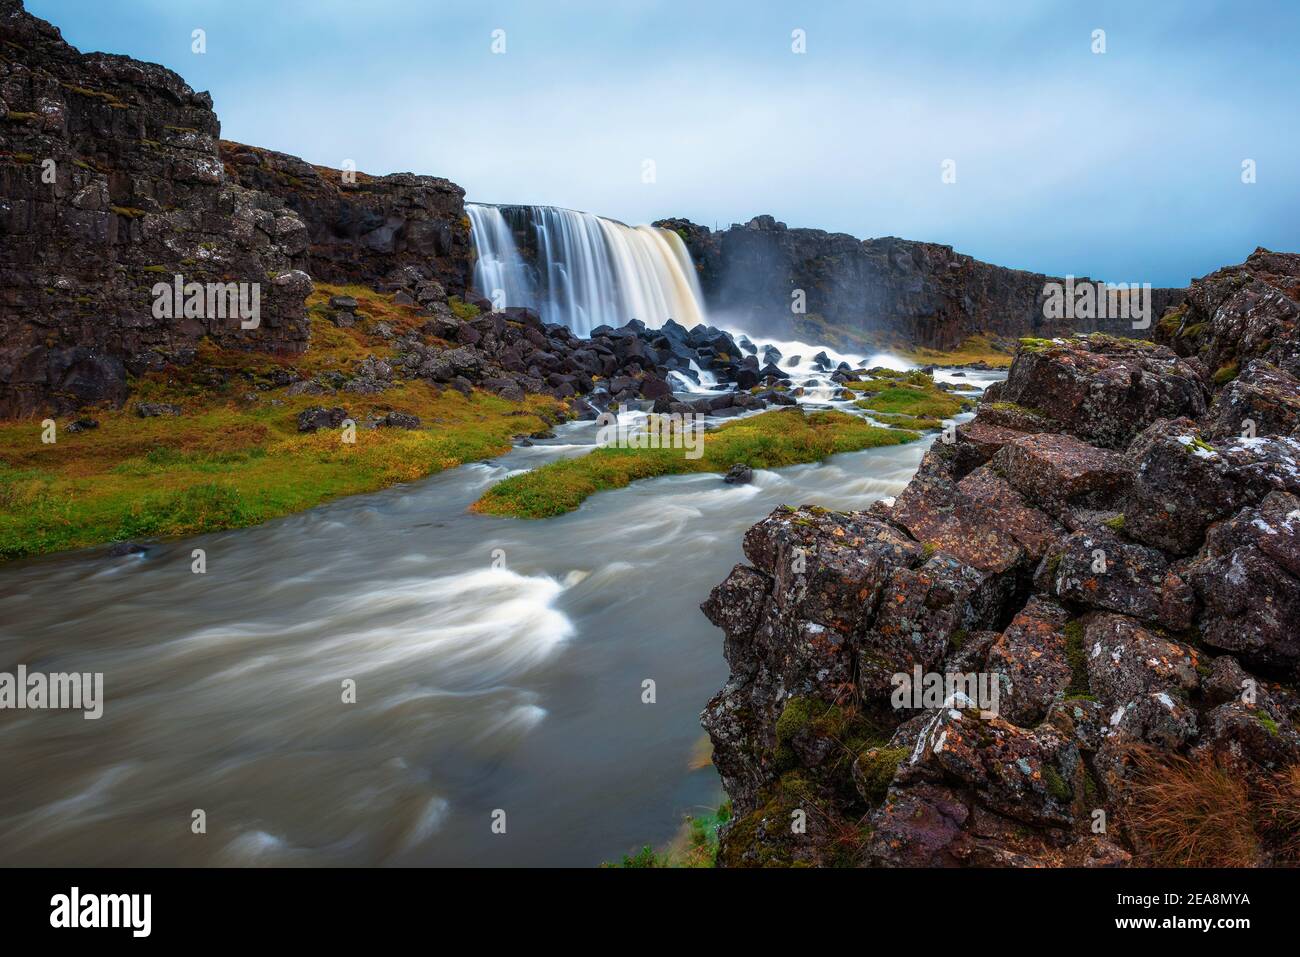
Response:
0,333,1000,866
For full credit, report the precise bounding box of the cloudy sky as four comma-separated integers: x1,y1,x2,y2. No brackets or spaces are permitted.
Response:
30,0,1300,286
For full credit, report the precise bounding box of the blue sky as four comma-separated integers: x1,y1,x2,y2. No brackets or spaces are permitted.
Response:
28,0,1300,286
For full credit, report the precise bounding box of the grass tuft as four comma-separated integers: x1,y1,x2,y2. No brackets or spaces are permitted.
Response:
1124,748,1260,867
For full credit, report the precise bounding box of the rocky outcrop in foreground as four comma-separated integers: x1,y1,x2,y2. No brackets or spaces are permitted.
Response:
701,250,1300,867
661,215,1186,351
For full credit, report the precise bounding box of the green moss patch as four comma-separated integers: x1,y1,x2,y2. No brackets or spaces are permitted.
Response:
448,295,481,320
1063,619,1091,698
849,371,970,421
603,800,732,868
856,746,908,805
1043,764,1073,802
1213,362,1239,385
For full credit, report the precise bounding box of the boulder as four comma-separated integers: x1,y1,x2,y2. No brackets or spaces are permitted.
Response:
890,450,1033,574
382,411,421,429
1156,247,1300,382
1038,528,1195,631
135,402,182,418
858,552,1017,698
296,406,350,432
1203,360,1300,440
1187,535,1300,677
992,432,1131,517
723,463,754,485
985,597,1074,727
1123,418,1300,554
993,336,1207,449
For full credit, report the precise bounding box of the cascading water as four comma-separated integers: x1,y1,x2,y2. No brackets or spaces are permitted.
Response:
466,204,707,337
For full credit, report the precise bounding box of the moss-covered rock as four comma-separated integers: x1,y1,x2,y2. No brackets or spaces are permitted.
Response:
852,746,908,805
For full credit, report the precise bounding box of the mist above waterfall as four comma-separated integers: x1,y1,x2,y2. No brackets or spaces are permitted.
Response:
467,204,707,337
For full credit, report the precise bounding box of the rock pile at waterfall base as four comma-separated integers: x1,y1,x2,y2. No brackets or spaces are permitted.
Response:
701,250,1300,868
387,304,798,420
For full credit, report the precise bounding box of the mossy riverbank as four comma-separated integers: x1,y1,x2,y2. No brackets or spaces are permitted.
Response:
605,800,733,868
470,407,921,520
0,284,562,562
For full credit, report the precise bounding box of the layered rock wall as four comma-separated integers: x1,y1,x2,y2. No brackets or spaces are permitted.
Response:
219,141,470,295
660,215,1186,350
0,0,315,416
0,0,472,417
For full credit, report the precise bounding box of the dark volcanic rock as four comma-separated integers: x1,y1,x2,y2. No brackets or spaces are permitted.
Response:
985,597,1073,727
992,337,1207,449
222,142,470,295
135,402,181,418
992,432,1131,518
296,405,349,432
660,215,1185,351
382,411,420,429
1122,418,1300,555
1203,359,1300,441
1037,527,1195,631
723,463,753,485
105,541,147,557
1156,247,1300,383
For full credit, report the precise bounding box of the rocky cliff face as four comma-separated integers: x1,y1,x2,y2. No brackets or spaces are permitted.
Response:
660,215,1185,350
219,141,470,295
701,251,1300,867
0,0,471,418
0,0,319,416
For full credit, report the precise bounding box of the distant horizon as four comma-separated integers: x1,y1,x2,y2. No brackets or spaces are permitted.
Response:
29,0,1300,288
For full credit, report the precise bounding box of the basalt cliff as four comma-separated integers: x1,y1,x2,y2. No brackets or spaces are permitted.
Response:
660,214,1186,350
0,0,469,417
700,247,1300,866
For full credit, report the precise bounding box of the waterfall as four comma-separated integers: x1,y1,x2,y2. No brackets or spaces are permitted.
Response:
466,204,707,337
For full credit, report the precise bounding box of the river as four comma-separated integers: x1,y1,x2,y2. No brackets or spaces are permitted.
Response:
0,339,1000,866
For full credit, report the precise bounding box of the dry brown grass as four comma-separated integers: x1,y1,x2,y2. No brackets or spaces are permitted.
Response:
1259,765,1300,864
1124,748,1260,867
